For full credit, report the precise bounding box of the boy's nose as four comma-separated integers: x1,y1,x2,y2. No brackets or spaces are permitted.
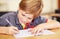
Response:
28,19,32,23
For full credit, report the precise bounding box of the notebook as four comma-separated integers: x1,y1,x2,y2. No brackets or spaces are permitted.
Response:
14,29,55,38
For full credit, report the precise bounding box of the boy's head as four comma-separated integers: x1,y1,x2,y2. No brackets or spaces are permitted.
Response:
19,0,43,18
18,0,43,24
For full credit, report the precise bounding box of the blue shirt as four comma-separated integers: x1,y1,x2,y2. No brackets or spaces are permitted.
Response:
0,12,47,30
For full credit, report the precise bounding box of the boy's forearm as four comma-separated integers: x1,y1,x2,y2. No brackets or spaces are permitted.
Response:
45,22,60,29
0,27,8,34
37,21,60,30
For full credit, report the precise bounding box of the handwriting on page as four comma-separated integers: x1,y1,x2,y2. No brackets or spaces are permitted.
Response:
14,29,55,38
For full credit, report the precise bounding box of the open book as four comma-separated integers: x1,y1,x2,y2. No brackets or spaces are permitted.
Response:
14,29,55,38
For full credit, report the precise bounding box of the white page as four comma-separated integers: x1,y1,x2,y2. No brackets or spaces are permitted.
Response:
14,29,34,38
14,29,55,38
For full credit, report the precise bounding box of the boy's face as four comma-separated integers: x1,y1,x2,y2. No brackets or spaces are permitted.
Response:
18,10,33,24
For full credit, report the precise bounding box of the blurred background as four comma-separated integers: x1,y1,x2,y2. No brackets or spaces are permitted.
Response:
0,0,60,22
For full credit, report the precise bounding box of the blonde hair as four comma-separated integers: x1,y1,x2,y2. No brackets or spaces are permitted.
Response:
19,0,43,18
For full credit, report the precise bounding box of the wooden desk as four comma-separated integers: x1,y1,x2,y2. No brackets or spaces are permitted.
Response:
41,13,60,17
0,28,60,39
49,13,60,17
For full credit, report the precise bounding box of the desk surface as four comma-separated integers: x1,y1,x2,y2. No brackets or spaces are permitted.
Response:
49,13,60,17
0,28,60,39
42,13,60,17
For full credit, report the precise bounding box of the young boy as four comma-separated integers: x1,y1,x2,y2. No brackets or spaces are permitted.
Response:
0,0,60,35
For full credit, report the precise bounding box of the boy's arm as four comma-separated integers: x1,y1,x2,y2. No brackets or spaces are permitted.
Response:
36,19,60,30
29,19,60,34
0,27,19,35
44,19,60,29
0,27,7,34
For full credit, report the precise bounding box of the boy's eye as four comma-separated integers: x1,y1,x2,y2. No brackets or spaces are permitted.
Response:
22,14,25,16
28,17,32,20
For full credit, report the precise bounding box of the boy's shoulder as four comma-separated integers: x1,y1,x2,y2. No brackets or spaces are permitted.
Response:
34,16,46,21
0,12,17,19
0,12,18,26
32,16,47,26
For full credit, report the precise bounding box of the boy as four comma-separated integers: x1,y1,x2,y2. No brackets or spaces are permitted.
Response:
0,0,60,35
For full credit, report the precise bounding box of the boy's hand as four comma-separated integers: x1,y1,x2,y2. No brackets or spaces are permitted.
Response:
28,25,44,35
6,26,19,35
0,26,19,35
